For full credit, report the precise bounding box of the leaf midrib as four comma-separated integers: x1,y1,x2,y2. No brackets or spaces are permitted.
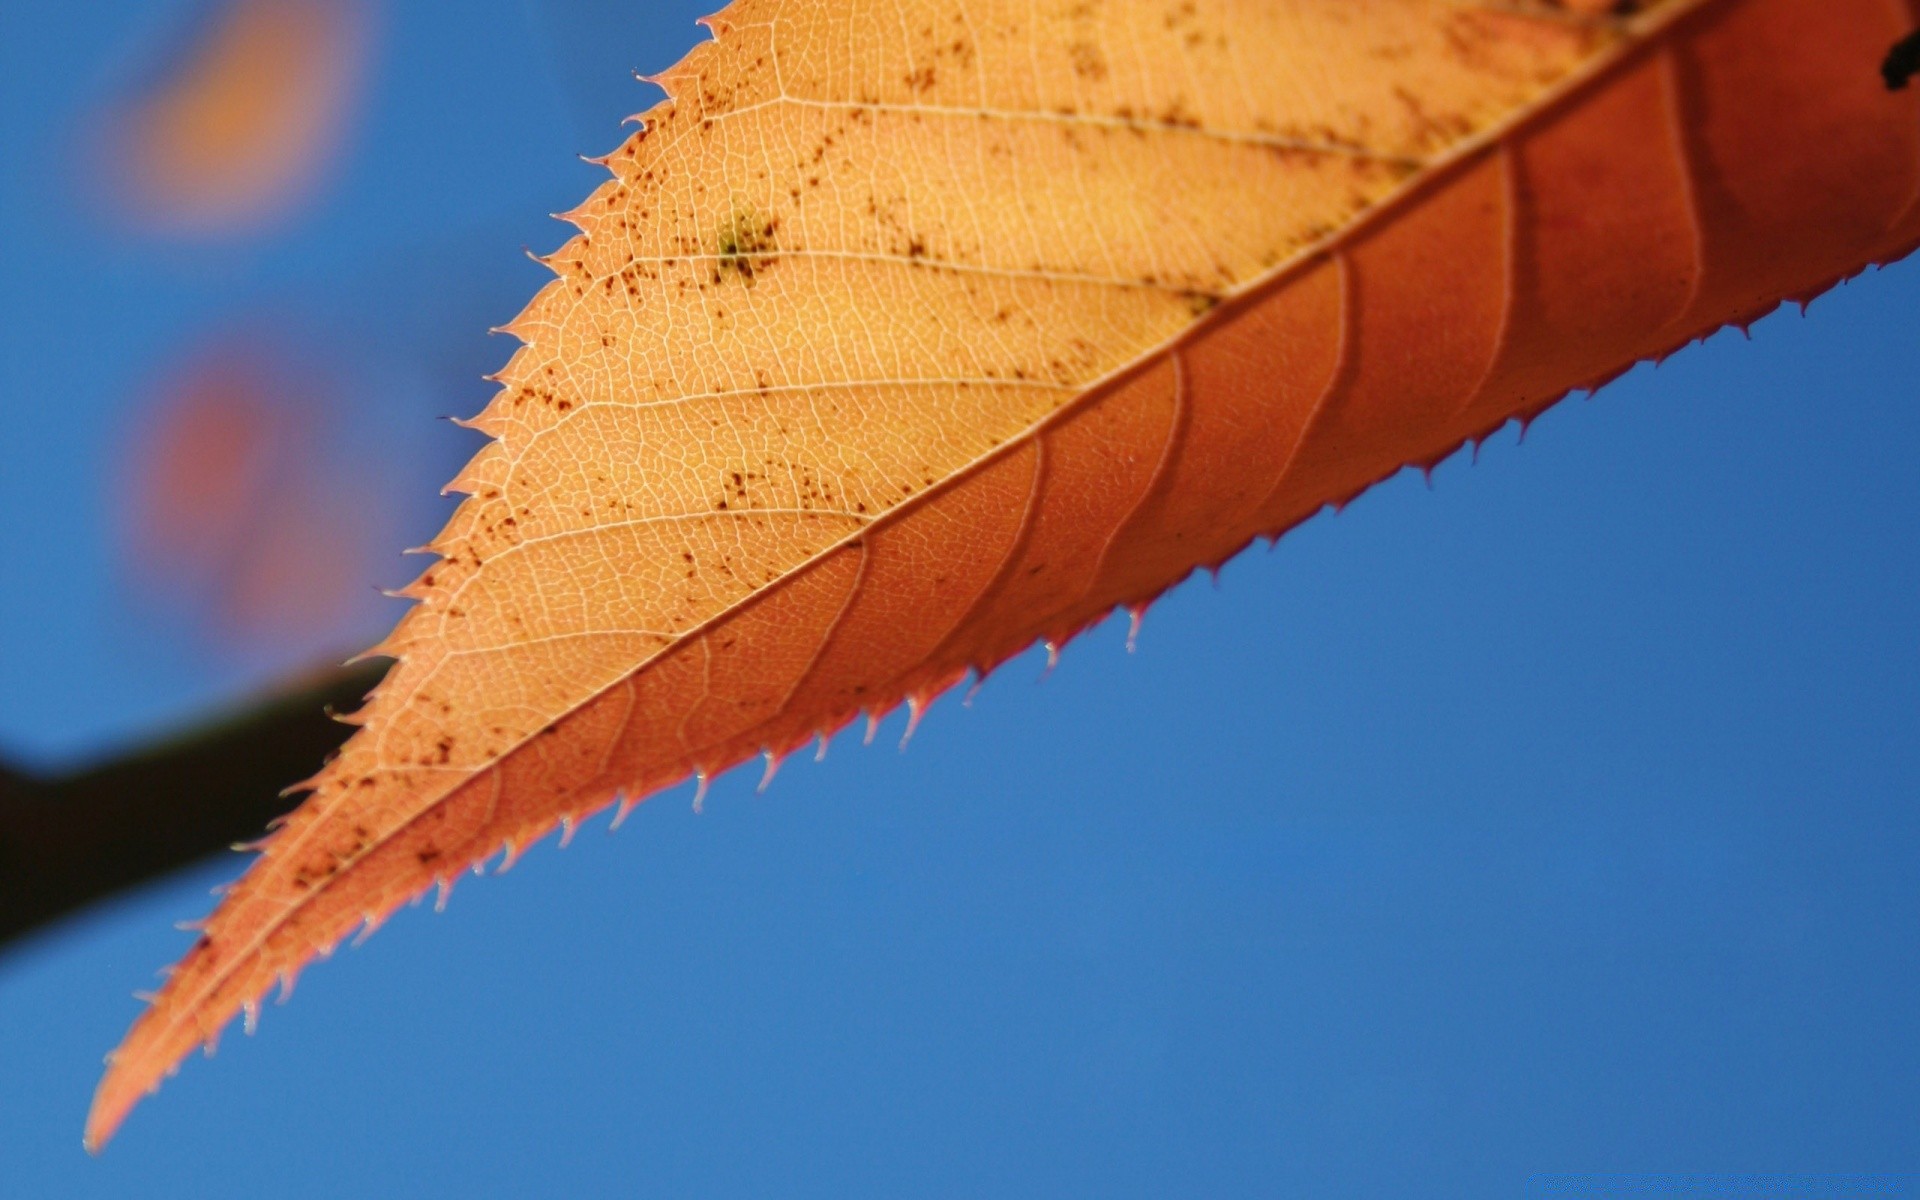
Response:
154,0,1714,1057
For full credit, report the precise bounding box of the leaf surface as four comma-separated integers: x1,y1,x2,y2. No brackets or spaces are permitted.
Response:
90,0,1920,1148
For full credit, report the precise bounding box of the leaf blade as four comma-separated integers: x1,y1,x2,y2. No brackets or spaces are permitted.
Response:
89,0,1920,1149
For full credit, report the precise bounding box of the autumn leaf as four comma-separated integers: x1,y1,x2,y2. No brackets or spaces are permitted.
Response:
88,0,1920,1149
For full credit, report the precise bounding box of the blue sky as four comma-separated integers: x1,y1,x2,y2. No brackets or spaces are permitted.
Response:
2,3,1916,1196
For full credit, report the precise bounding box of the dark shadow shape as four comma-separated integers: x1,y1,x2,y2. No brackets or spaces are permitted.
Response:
1883,30,1920,90
0,661,388,957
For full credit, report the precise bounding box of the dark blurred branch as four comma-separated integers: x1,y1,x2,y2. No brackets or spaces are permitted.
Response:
0,661,388,956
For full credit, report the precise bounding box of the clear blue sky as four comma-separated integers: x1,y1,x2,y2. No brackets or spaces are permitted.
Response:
3,2,1917,1196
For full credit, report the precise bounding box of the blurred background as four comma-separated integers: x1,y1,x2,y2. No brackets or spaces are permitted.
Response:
1,1,1917,1195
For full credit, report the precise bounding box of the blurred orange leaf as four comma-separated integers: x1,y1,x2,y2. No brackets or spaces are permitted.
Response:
119,335,386,658
93,0,374,235
90,0,1920,1147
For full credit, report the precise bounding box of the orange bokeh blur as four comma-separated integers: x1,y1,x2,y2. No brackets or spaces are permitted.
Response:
95,0,375,235
121,334,383,658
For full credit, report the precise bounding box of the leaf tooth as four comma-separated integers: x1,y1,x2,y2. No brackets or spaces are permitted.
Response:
484,318,527,345
756,748,782,793
494,838,523,874
638,24,719,103
898,698,927,752
349,911,386,948
342,637,404,669
439,458,499,497
608,793,639,831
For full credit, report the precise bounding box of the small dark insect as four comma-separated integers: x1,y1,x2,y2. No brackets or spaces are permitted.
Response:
1882,30,1920,90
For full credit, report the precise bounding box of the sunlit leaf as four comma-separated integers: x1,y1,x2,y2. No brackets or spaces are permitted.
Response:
89,0,1920,1148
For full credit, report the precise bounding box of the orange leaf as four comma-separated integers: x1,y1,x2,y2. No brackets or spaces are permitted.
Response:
88,0,1920,1149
